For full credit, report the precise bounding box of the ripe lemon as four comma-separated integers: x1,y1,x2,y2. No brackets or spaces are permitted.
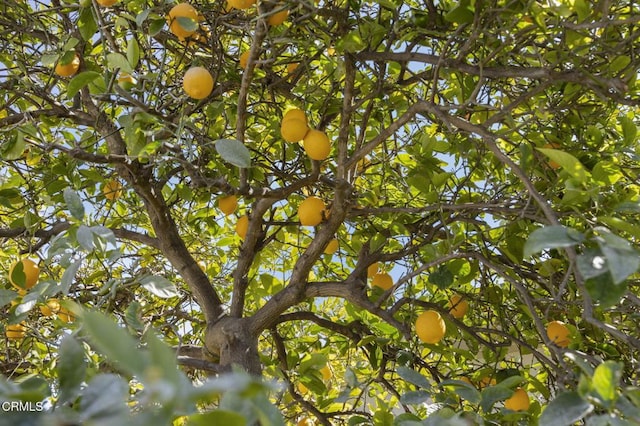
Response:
415,310,446,344
96,0,118,6
546,320,570,347
504,387,530,411
9,259,40,291
367,262,379,277
168,3,199,40
40,299,61,317
58,306,75,323
283,108,307,124
371,272,393,290
239,50,251,69
183,66,214,99
448,294,469,319
102,179,122,201
478,376,496,389
287,62,299,76
228,0,256,9
297,418,314,426
5,323,26,340
281,119,309,143
267,8,289,26
218,195,238,216
303,129,331,160
236,214,249,239
55,53,80,77
298,196,326,226
297,382,309,395
320,365,332,381
324,238,338,254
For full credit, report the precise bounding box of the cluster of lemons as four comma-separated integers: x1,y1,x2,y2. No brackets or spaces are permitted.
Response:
5,259,75,340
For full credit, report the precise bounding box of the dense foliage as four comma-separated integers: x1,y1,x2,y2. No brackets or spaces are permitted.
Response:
1,0,639,424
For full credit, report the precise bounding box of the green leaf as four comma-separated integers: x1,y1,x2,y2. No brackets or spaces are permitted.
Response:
428,265,454,289
80,374,129,421
576,249,608,280
397,366,431,390
440,379,481,404
524,225,585,257
76,224,95,251
599,243,639,285
63,188,85,220
139,275,179,298
188,411,246,426
67,71,101,98
78,7,98,41
106,52,133,73
0,289,18,307
60,259,83,295
591,361,622,406
82,310,147,377
57,335,87,404
539,392,593,426
143,330,181,386
536,148,590,182
585,272,627,309
619,116,637,146
400,390,431,405
126,38,140,69
215,139,252,168
480,385,513,412
444,4,475,24
2,132,26,160
148,18,166,36
176,16,198,32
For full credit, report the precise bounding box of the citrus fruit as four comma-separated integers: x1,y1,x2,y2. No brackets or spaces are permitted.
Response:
281,118,309,143
303,129,331,160
546,320,570,347
236,214,249,239
103,179,122,201
117,73,136,90
58,306,75,323
5,323,26,340
267,8,289,26
55,53,80,77
297,382,309,395
298,196,326,226
324,238,338,254
320,365,332,381
504,387,530,411
167,3,199,40
283,108,307,124
478,376,497,389
96,0,118,6
183,66,214,99
371,272,393,290
287,62,299,76
40,299,61,317
218,195,238,216
297,417,314,426
9,258,39,291
228,0,256,9
367,262,379,277
239,50,251,69
415,310,446,344
448,294,469,319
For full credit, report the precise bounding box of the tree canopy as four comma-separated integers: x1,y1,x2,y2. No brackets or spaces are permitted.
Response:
1,0,639,424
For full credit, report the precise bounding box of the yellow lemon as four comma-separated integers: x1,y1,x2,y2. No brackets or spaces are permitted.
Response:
448,294,469,319
218,195,238,216
267,8,289,26
102,179,123,201
367,262,379,277
40,299,61,317
5,323,26,340
167,3,199,40
371,272,393,290
324,238,338,254
228,0,256,9
236,214,249,239
183,66,214,99
303,129,331,160
281,119,309,143
546,320,570,348
9,259,40,291
415,310,446,344
55,53,80,77
504,388,530,411
298,196,326,226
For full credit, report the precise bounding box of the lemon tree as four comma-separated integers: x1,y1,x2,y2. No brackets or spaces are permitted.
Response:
1,0,639,424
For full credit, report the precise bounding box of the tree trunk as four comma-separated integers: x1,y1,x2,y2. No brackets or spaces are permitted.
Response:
204,317,261,376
